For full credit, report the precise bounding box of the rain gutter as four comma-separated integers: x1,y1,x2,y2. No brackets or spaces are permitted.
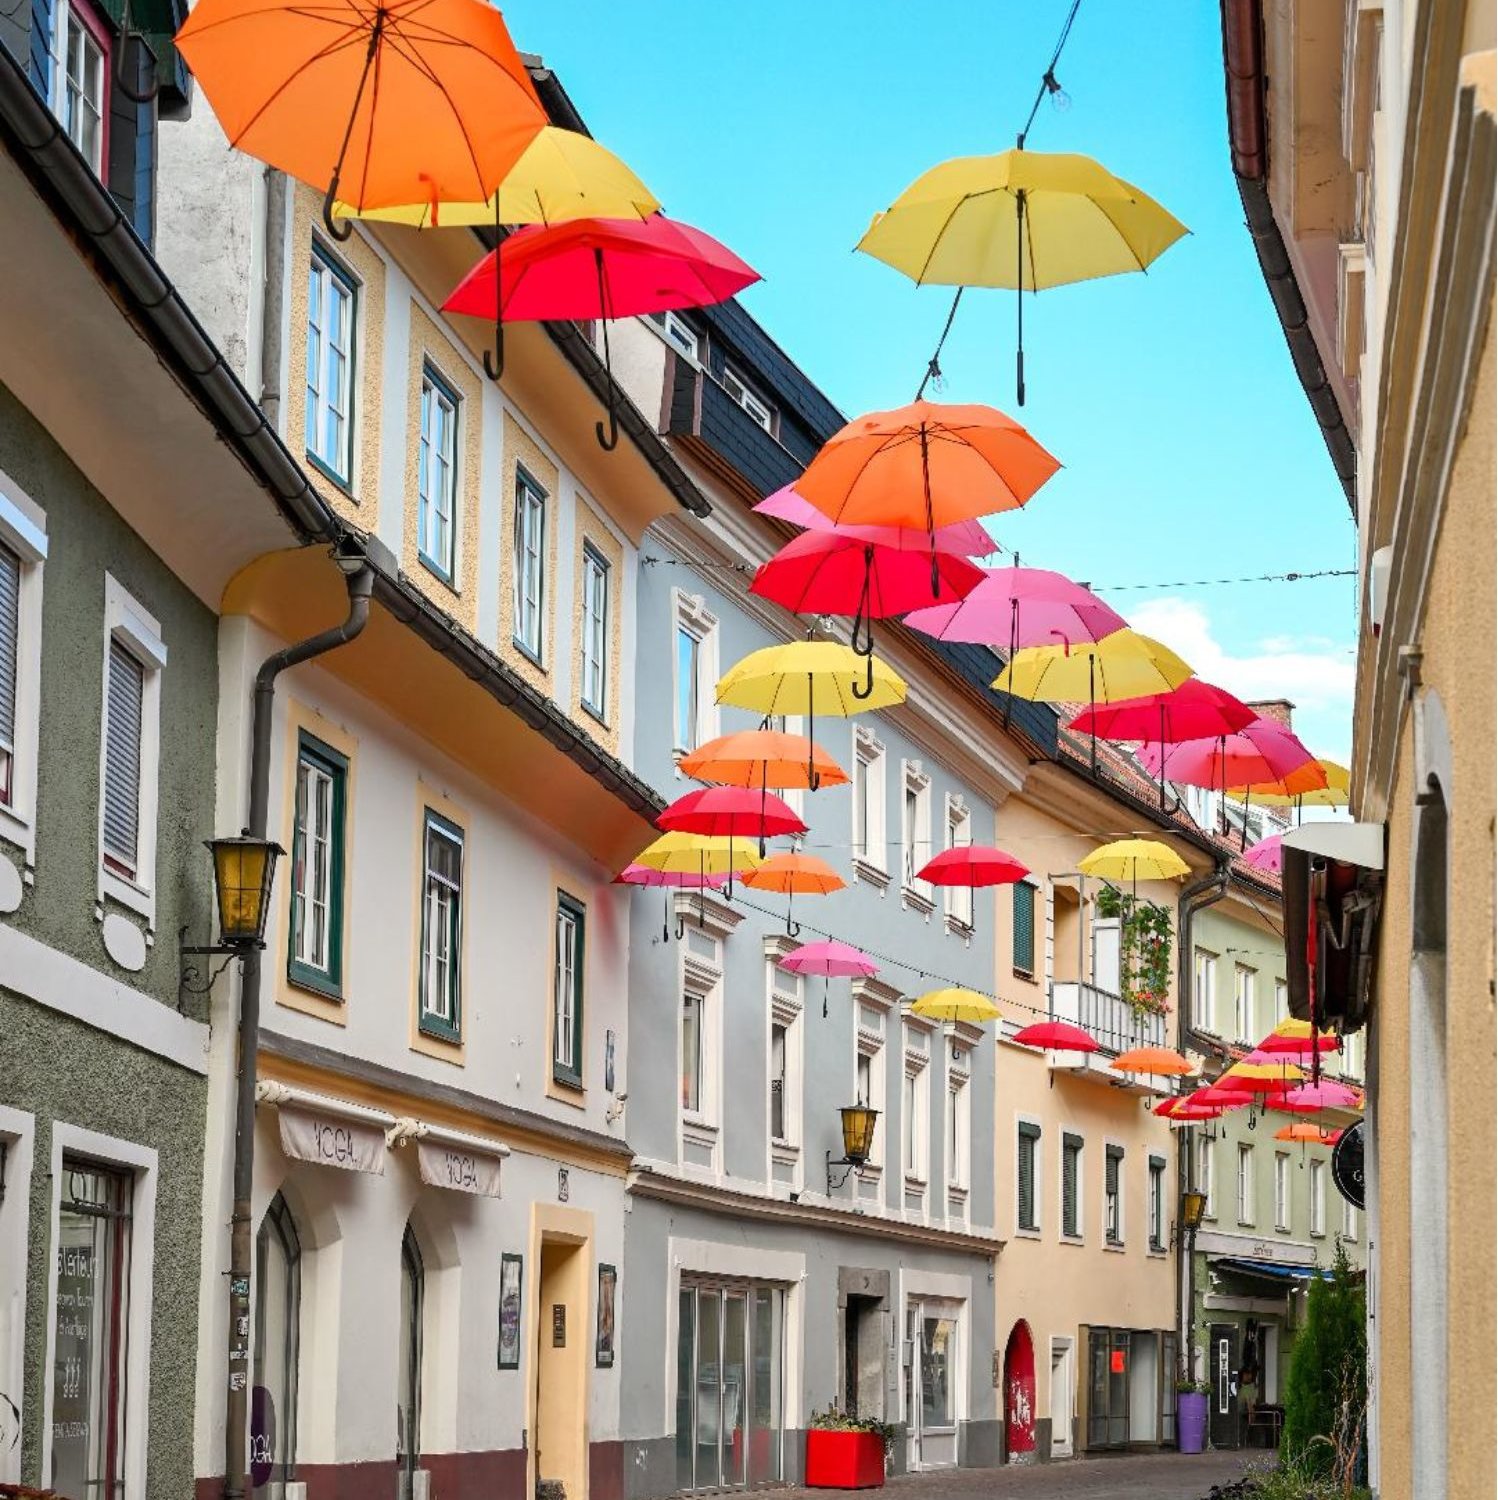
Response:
1219,0,1357,510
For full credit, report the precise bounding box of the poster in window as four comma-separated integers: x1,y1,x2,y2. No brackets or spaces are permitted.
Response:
596,1264,617,1368
498,1253,524,1370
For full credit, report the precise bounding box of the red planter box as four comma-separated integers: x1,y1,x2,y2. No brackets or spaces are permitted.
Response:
804,1429,886,1489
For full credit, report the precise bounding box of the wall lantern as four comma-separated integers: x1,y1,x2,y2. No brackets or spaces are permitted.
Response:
826,1103,880,1193
1181,1189,1209,1232
180,831,285,999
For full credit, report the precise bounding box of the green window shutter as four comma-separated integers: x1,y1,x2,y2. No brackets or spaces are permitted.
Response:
1018,1122,1040,1231
1105,1145,1122,1195
1013,882,1036,974
1062,1132,1081,1236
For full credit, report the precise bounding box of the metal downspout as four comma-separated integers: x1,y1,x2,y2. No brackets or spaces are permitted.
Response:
259,167,288,430
223,560,374,1500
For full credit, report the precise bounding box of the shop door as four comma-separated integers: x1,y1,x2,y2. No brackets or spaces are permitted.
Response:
904,1299,961,1469
1085,1328,1131,1449
1208,1324,1240,1450
1002,1321,1036,1461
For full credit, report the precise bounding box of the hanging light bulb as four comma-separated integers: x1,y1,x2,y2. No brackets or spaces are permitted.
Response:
1044,70,1072,112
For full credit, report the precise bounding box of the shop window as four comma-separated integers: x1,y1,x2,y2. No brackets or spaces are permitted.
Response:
253,1194,301,1489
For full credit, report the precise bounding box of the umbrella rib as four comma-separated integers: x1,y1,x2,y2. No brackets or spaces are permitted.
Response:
912,190,988,287
222,24,372,151
378,24,492,195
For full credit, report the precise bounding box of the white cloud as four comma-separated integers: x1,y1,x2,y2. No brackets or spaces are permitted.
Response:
1127,597,1354,759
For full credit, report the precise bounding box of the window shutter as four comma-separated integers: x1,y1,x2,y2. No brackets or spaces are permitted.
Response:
1013,882,1035,973
0,543,20,749
1018,1122,1040,1230
1062,1133,1081,1236
1106,1145,1122,1197
103,641,145,869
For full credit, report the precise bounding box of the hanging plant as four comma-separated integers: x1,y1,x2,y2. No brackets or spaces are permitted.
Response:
1095,885,1173,1018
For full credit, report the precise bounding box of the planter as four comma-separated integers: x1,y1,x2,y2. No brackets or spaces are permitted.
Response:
804,1429,886,1489
1176,1392,1208,1454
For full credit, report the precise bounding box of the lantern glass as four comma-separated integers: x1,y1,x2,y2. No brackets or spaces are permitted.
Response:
839,1103,879,1166
208,834,283,947
1181,1189,1208,1231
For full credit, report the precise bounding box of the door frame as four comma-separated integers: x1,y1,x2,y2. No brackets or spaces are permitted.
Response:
1048,1336,1075,1458
1207,1322,1241,1450
526,1204,594,1500
903,1294,965,1471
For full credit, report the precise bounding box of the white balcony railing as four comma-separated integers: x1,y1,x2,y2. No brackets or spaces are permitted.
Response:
1050,981,1168,1056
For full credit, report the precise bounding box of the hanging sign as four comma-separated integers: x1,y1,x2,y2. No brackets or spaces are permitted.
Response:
416,1139,502,1198
278,1105,385,1175
1331,1119,1364,1209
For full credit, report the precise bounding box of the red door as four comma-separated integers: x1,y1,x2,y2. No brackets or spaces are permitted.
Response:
1003,1321,1037,1460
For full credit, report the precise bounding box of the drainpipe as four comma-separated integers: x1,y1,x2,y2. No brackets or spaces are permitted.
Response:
223,552,375,1500
258,166,288,430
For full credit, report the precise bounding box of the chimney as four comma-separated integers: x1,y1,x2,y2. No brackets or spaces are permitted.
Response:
1247,698,1295,729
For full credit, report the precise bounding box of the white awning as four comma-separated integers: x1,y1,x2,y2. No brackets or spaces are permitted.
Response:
387,1118,509,1199
1283,821,1385,870
256,1082,395,1175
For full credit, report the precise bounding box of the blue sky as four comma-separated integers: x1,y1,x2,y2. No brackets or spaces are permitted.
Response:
502,0,1358,759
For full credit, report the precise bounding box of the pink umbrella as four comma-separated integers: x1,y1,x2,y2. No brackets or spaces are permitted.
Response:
778,939,879,1017
1243,835,1283,875
615,862,729,943
903,565,1126,649
754,487,998,557
1271,1081,1364,1113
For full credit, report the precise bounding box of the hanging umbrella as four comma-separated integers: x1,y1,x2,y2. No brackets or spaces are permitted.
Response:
855,148,1188,403
1241,759,1351,809
1013,1019,1099,1052
1243,835,1283,875
175,0,545,241
615,861,728,943
1271,1081,1364,1113
1256,1017,1341,1057
910,988,1002,1024
742,852,845,937
1138,718,1323,795
1188,1084,1251,1111
1111,1045,1194,1077
1155,1095,1223,1120
678,729,848,791
793,400,1060,596
917,845,1028,934
778,938,878,1018
905,564,1126,650
1212,1060,1305,1096
1078,839,1190,884
716,641,906,790
754,487,999,557
657,786,805,840
443,213,759,441
1274,1122,1343,1144
633,831,761,935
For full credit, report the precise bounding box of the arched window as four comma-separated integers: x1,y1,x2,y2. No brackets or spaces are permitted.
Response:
253,1194,300,1492
398,1226,424,1490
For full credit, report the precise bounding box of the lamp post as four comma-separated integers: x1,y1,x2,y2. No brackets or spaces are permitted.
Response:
826,1103,880,1194
1180,1186,1208,1383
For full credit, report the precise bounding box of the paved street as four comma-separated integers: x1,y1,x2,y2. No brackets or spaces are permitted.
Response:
788,1452,1254,1500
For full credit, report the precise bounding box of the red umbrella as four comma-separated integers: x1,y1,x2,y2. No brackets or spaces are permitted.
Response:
1155,1095,1224,1120
657,785,805,841
1069,679,1256,743
918,846,1029,886
753,487,999,557
1013,1020,1099,1052
443,213,760,447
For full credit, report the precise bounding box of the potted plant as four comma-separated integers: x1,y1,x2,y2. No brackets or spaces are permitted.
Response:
1176,1378,1210,1454
804,1406,894,1489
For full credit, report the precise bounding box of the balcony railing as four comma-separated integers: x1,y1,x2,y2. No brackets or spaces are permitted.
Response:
1050,981,1167,1056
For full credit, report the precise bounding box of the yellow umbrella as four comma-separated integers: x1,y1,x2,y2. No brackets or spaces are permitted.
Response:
856,149,1188,403
909,988,1002,1024
633,832,761,877
993,631,1192,703
1079,839,1190,883
335,125,660,228
1240,759,1351,809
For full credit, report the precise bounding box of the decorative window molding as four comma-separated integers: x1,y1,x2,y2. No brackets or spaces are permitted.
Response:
767,956,804,1186
671,589,718,755
901,1022,930,1202
671,888,743,942
680,937,723,1169
851,724,888,885
853,998,887,1176
0,473,46,870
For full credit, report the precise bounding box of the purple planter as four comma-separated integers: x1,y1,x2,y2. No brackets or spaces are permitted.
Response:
1177,1392,1208,1454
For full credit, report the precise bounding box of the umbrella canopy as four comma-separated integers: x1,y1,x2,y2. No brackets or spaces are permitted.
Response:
1243,835,1283,875
632,832,762,877
1189,1084,1250,1110
614,862,728,889
1239,759,1352,808
750,532,985,619
1078,839,1190,883
754,487,999,556
1068,679,1256,743
332,125,659,229
917,846,1029,887
678,730,848,791
993,630,1194,704
1256,1017,1341,1056
909,988,1002,1024
742,853,845,896
1272,1081,1364,1113
777,940,879,978
657,786,805,841
443,213,759,442
904,565,1126,650
717,642,906,717
1138,717,1323,793
1155,1095,1223,1120
1111,1046,1194,1077
1274,1122,1343,1144
1213,1063,1305,1096
1013,1020,1099,1052
176,0,545,233
855,148,1188,403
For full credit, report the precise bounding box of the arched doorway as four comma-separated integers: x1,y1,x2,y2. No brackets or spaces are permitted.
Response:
1003,1320,1037,1462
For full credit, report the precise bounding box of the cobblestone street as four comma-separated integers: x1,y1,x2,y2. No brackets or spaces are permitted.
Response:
785,1452,1254,1500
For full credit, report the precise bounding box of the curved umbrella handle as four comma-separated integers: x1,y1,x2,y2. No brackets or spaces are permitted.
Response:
484,212,505,382
115,33,160,105
483,319,505,382
322,184,354,244
594,249,621,451
850,651,875,701
674,913,687,942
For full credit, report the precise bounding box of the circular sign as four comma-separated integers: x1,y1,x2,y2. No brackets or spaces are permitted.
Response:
1332,1119,1365,1210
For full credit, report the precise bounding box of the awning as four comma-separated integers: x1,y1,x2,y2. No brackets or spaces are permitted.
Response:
387,1118,509,1199
256,1082,394,1176
1213,1257,1334,1283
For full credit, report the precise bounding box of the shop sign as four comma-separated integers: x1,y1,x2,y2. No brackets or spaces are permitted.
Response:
1332,1120,1364,1209
278,1106,385,1175
416,1140,502,1198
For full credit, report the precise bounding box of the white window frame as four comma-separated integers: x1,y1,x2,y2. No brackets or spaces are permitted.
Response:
900,759,933,909
1103,1140,1125,1246
851,978,898,1181
418,812,464,1037
944,1036,971,1216
1014,1114,1043,1239
1234,964,1256,1044
553,897,582,1078
512,467,547,662
580,543,610,721
1309,1159,1326,1237
305,245,356,484
52,0,109,175
851,725,887,882
1273,978,1289,1025
1195,1131,1216,1220
0,1106,36,1487
1341,1193,1358,1242
96,575,165,926
765,714,804,821
1147,1153,1167,1252
765,942,804,1189
1195,948,1218,1035
942,793,972,931
417,365,459,582
1274,1151,1291,1232
680,938,723,1169
901,1021,931,1202
670,590,718,756
722,365,775,432
1237,1142,1256,1226
0,476,47,868
659,310,699,362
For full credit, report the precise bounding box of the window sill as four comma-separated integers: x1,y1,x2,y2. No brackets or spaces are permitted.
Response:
511,636,547,671
1103,1239,1126,1254
1310,1230,1327,1240
306,451,355,498
1147,1242,1167,1258
101,866,153,923
1059,1233,1085,1247
944,914,974,940
1237,1220,1257,1230
0,801,33,860
580,699,611,730
903,1172,928,1191
1275,1225,1291,1235
288,964,344,1003
1012,967,1038,985
551,1069,585,1094
852,857,890,890
418,553,457,591
1014,1226,1042,1241
901,886,936,917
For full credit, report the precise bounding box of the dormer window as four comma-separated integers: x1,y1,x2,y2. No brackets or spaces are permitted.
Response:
660,310,699,361
723,366,775,434
57,2,112,175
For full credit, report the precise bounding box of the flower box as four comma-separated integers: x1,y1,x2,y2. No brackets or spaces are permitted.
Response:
804,1428,886,1489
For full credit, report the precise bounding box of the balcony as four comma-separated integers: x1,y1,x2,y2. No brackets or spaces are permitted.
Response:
1048,982,1170,1095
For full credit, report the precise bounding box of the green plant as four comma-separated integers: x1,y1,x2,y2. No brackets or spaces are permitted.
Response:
1095,885,1173,1017
807,1404,897,1454
1244,1455,1372,1500
1174,1378,1210,1395
1281,1240,1367,1485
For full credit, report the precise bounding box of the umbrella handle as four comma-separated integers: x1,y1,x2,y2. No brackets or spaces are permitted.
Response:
807,693,821,790
1015,190,1027,406
674,913,687,942
483,320,506,382
850,651,875,701
322,186,354,244
484,207,505,382
594,249,621,451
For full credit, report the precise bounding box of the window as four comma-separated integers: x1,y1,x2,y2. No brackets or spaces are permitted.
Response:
254,1195,300,1489
1017,1122,1041,1232
1013,882,1037,976
512,468,546,661
580,545,610,720
851,727,886,872
1341,1194,1358,1242
1061,1132,1083,1238
0,486,47,851
902,1028,929,1188
853,998,887,1172
1195,1132,1215,1219
769,1022,788,1141
0,542,18,804
901,761,932,900
288,733,347,996
1237,1143,1255,1225
944,796,972,928
659,310,699,361
553,894,585,1086
1104,1144,1124,1244
49,1160,132,1499
418,812,463,1040
1195,949,1218,1033
680,935,723,1164
722,366,775,432
1274,1152,1290,1231
1309,1159,1326,1236
672,593,716,754
946,1051,969,1193
1273,979,1289,1025
417,366,458,581
58,3,109,174
768,959,803,1160
305,248,355,483
1148,1155,1166,1250
681,990,703,1114
102,640,144,879
1235,965,1256,1043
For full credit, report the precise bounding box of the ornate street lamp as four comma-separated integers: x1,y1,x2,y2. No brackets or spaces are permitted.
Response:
181,831,284,996
1181,1189,1208,1232
826,1102,880,1193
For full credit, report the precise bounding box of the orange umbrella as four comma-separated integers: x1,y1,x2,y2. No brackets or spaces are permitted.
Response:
175,0,545,240
678,730,848,791
743,852,845,937
1110,1046,1194,1078
1274,1122,1343,1145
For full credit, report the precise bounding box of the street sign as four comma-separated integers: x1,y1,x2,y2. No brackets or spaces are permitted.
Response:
1332,1119,1364,1209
